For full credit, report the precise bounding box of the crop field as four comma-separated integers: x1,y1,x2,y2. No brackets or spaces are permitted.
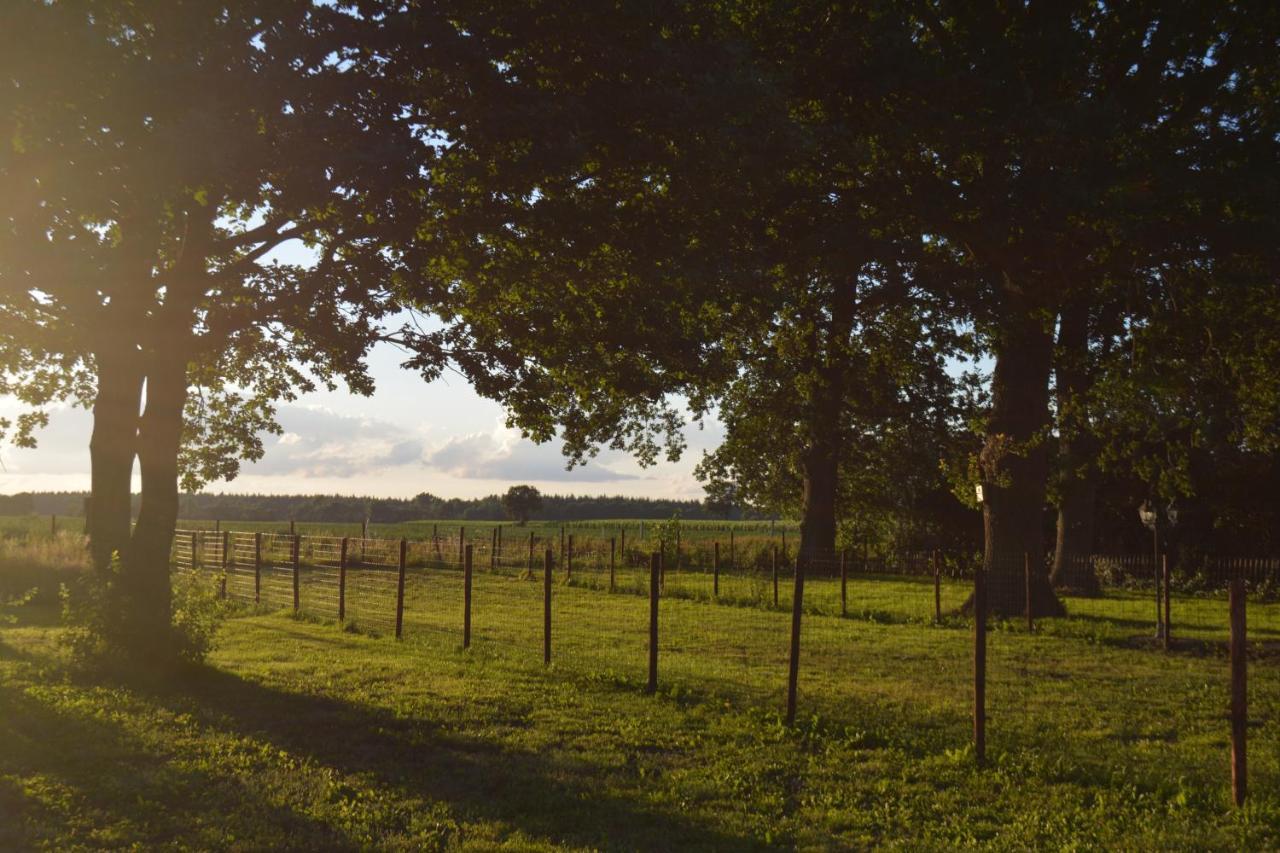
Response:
3,526,1278,849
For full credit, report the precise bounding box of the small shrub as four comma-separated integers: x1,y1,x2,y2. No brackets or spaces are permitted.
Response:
60,552,230,669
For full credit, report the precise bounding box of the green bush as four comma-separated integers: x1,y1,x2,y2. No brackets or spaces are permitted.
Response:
60,552,230,669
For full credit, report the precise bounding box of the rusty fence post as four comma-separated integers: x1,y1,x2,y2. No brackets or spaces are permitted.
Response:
647,552,660,694
974,566,987,768
338,537,348,622
395,538,407,640
785,556,807,725
543,549,553,665
1230,578,1247,806
463,544,473,648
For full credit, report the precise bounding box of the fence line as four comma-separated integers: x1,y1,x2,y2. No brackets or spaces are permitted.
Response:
172,528,1278,806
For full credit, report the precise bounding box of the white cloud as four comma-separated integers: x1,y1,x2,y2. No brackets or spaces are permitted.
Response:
244,405,426,478
426,425,638,482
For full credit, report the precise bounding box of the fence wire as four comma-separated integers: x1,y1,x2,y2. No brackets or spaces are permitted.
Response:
170,526,1278,800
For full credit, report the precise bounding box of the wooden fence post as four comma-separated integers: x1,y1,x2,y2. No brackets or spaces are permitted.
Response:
1230,578,1247,806
463,544,473,648
772,544,779,607
840,549,848,617
290,519,296,536
395,538,407,640
543,549,553,665
214,518,220,533
1162,555,1172,651
338,537,348,621
191,531,199,572
567,534,574,581
490,527,497,570
974,566,987,768
292,534,301,613
785,556,807,725
1024,552,1034,632
51,514,57,536
253,532,262,604
647,551,659,694
458,526,465,565
713,541,720,598
220,530,229,599
934,550,942,623
609,537,617,592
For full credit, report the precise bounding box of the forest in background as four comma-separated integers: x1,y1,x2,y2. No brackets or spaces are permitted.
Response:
0,490,762,524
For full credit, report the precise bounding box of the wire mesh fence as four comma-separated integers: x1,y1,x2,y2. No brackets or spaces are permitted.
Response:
170,527,1278,803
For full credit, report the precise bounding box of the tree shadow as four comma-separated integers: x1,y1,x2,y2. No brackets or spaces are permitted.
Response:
0,679,363,850
126,646,771,851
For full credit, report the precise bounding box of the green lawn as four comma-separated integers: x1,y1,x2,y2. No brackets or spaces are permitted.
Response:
2,552,1278,850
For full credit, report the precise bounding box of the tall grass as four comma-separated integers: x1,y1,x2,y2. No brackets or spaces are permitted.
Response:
0,532,89,604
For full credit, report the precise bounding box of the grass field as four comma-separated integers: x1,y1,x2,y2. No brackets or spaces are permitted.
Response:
3,533,1278,849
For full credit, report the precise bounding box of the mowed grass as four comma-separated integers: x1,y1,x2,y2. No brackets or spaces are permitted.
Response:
3,552,1278,850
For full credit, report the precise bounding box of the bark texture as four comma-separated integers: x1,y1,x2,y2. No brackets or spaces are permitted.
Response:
1049,301,1101,594
979,304,1065,617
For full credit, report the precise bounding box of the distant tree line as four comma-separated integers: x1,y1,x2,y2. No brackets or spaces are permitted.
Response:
4,491,767,524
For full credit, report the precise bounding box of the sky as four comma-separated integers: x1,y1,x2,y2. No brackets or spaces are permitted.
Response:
0,339,721,500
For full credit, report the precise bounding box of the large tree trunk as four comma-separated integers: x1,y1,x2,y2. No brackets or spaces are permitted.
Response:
88,342,143,572
1049,300,1100,595
980,305,1065,617
797,432,839,563
120,351,188,654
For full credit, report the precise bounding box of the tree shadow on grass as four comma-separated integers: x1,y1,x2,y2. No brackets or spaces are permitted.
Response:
0,679,364,851
131,641,772,851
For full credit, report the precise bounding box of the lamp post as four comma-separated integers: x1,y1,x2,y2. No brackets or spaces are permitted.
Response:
1138,501,1160,638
